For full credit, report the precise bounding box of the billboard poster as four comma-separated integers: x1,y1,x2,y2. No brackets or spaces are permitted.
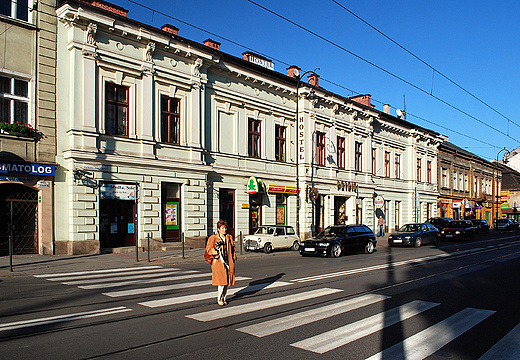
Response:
100,183,136,200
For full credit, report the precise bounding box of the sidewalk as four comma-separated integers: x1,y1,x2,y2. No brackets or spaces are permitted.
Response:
0,246,283,277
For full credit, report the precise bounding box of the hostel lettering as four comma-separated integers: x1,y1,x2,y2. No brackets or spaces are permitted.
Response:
0,162,55,176
298,116,305,161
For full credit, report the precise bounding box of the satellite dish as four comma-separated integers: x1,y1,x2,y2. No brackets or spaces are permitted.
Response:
293,68,300,77
396,109,403,118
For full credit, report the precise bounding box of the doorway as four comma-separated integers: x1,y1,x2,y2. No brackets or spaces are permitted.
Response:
219,189,235,238
0,184,38,255
99,183,137,248
162,183,181,242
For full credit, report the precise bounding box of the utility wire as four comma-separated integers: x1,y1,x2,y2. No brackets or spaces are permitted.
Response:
246,0,519,145
331,0,520,131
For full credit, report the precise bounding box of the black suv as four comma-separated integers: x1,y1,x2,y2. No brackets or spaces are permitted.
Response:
299,224,377,258
427,217,454,231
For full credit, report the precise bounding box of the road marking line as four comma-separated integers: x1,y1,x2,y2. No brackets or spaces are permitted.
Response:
43,268,183,282
103,276,252,297
238,293,389,337
139,281,292,308
478,322,520,360
0,307,132,332
291,300,439,354
186,288,343,322
78,273,212,289
366,307,495,360
62,270,198,285
33,266,163,278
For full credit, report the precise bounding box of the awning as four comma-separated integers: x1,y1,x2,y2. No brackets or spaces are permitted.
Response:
267,184,299,195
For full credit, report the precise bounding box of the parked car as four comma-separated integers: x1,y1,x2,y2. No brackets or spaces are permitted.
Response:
426,217,454,231
244,225,300,254
511,219,520,229
471,219,490,234
495,218,515,231
440,220,476,241
299,224,377,258
388,223,440,247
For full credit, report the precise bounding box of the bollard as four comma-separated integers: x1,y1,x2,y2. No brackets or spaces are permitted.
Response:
135,233,139,262
147,232,151,262
9,233,13,272
182,232,185,259
240,231,243,255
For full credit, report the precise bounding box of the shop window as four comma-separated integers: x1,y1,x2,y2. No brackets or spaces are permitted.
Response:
248,118,261,158
0,0,29,21
337,137,345,169
161,95,180,144
0,75,29,125
316,131,325,166
276,194,286,225
105,83,129,136
275,124,286,162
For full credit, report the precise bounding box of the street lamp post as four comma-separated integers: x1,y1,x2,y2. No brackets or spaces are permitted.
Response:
495,147,510,227
295,68,319,238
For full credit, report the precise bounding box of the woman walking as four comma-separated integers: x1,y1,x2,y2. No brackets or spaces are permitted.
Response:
206,220,236,306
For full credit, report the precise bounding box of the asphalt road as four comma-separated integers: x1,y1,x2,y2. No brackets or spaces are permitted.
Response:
1,231,520,360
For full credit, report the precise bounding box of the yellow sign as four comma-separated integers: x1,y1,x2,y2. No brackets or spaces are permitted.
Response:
241,203,250,209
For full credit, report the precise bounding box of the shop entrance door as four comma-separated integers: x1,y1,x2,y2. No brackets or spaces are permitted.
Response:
249,194,262,235
99,199,136,248
0,184,38,256
334,196,347,225
219,189,235,238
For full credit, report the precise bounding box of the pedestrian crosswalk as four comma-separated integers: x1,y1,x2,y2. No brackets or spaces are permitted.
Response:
33,266,516,358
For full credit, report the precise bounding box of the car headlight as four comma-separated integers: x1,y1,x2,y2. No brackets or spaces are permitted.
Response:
441,230,444,234
257,238,262,243
388,236,393,240
455,231,460,235
318,243,329,247
404,236,411,240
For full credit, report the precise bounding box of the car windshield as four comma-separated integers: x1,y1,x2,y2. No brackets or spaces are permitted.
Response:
497,219,509,224
316,226,343,238
427,219,443,225
255,226,275,235
449,221,465,227
398,224,420,232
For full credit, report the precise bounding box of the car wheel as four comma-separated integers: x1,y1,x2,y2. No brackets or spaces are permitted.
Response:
264,243,272,254
434,236,440,246
331,243,341,258
414,237,422,248
364,241,375,254
291,241,300,251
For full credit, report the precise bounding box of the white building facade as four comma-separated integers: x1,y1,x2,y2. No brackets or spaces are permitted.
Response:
54,0,442,254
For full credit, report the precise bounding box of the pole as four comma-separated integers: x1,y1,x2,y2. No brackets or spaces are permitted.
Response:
9,201,13,272
147,232,150,262
240,231,243,255
182,232,185,259
135,181,139,262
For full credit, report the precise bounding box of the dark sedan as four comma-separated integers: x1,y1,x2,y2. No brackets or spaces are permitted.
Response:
471,219,490,234
388,223,440,247
495,218,515,231
440,220,476,241
299,224,377,258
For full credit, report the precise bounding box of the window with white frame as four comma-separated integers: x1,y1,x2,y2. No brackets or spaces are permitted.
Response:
442,168,448,187
464,173,468,192
474,176,478,197
0,0,29,21
0,75,29,125
459,173,463,190
105,82,129,136
453,172,458,190
161,95,180,144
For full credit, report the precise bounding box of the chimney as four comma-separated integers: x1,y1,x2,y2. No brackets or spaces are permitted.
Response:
383,104,391,114
286,65,301,79
351,94,374,108
161,24,179,36
79,0,129,17
203,39,221,51
308,73,319,87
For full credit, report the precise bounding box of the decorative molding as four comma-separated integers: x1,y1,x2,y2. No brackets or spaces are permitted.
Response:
86,23,97,45
192,58,203,77
144,41,155,62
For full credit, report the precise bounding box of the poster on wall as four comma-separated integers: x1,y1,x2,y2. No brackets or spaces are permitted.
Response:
165,202,179,230
277,205,286,225
100,183,136,200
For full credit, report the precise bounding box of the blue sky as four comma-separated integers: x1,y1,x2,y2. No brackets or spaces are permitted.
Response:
108,0,520,161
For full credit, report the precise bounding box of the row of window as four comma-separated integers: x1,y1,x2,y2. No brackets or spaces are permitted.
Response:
441,168,493,195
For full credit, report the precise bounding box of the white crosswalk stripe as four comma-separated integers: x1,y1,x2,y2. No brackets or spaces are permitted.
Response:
47,268,183,283
186,288,343,322
33,266,163,278
77,272,212,289
237,293,390,337
0,307,132,332
291,300,440,354
139,280,292,308
366,307,495,360
478,322,520,360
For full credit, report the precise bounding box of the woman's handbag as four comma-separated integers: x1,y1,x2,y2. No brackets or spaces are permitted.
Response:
204,250,213,264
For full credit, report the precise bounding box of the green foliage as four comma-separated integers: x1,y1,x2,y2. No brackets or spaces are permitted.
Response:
0,122,34,136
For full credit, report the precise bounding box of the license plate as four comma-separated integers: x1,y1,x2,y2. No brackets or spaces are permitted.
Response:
304,248,315,252
247,246,256,250
446,235,453,237
393,239,402,243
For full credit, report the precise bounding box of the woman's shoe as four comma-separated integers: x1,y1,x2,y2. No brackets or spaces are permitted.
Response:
223,300,228,305
217,299,225,306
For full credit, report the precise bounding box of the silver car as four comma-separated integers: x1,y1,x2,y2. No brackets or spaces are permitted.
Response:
244,225,300,254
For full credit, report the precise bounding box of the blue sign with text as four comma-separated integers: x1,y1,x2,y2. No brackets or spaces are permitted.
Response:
0,162,55,176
